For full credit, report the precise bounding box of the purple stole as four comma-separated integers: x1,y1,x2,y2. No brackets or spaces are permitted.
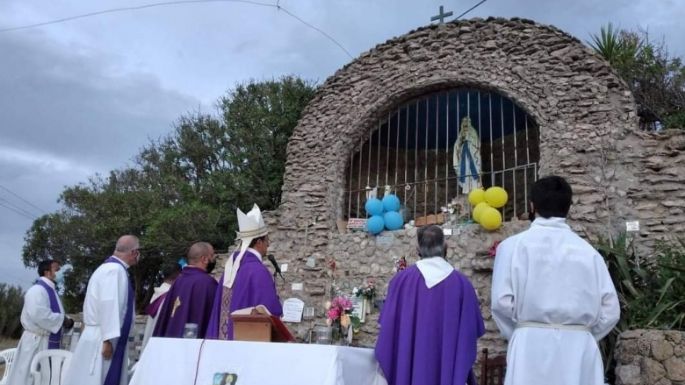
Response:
103,257,134,385
34,279,62,349
145,292,167,317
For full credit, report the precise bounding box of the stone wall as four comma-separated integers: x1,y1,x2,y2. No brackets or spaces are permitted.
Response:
615,129,685,252
224,16,649,367
277,17,638,245
215,17,685,380
249,15,643,361
219,218,528,357
615,329,685,385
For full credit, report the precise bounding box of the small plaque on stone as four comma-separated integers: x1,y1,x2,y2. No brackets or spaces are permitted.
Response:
626,220,640,232
347,218,367,230
282,298,305,323
281,263,288,272
306,256,316,268
351,296,365,323
376,233,395,250
291,282,304,291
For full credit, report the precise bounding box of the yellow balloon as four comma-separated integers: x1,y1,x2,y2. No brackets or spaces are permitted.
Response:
472,202,489,223
468,188,486,206
480,207,503,230
485,186,508,208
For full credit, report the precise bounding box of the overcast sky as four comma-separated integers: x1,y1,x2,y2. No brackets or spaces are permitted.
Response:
1,0,683,288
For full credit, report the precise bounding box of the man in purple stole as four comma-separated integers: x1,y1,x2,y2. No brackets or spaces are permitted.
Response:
6,260,74,385
375,225,485,385
153,242,218,339
207,204,283,340
141,263,180,349
64,235,139,385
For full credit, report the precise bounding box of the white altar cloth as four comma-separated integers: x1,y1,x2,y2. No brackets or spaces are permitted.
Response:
129,337,387,385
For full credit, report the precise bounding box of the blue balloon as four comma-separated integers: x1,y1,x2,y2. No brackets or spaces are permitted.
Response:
367,215,385,235
365,198,384,216
384,211,404,230
382,194,401,212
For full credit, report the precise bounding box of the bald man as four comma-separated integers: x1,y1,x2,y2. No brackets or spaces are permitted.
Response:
153,242,218,339
64,235,140,385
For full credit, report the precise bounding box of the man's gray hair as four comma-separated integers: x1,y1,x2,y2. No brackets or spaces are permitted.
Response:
114,235,140,253
417,225,445,259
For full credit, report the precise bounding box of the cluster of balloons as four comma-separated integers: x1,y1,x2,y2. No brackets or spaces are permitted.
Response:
365,194,404,235
468,186,508,230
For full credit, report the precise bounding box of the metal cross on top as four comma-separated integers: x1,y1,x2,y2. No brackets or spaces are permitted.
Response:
430,5,454,24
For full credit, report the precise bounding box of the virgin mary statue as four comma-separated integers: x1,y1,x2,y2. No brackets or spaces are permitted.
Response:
453,117,481,194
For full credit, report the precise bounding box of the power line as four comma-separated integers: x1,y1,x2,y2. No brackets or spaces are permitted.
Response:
0,197,38,219
0,200,37,221
277,6,353,59
0,0,272,32
455,0,488,20
0,183,47,215
0,0,354,59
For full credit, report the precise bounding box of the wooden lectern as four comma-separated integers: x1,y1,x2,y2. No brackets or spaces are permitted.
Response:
232,311,295,343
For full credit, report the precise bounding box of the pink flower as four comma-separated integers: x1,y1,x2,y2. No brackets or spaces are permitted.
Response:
327,307,341,320
332,296,352,310
327,295,353,320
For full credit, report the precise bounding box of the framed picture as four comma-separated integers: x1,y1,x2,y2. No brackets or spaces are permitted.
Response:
351,295,365,323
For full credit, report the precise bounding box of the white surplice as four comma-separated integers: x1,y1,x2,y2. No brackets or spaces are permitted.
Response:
140,282,171,351
6,277,64,385
63,257,133,385
491,217,620,385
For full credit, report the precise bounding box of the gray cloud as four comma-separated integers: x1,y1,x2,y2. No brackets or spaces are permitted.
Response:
0,29,199,287
0,0,683,287
0,32,198,169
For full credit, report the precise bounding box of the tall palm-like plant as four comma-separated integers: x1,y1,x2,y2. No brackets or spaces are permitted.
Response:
589,23,685,129
596,235,685,382
589,23,642,71
589,23,623,64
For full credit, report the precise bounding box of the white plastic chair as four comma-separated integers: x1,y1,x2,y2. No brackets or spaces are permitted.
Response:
0,348,17,385
128,361,138,378
29,349,72,385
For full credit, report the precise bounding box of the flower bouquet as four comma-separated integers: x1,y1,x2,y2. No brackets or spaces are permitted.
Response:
326,296,353,343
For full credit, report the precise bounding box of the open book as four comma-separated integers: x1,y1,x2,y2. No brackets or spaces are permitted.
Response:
231,304,272,316
230,305,295,342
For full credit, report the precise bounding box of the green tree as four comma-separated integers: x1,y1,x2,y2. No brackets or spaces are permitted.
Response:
0,284,23,339
21,76,317,312
589,24,685,129
221,77,316,209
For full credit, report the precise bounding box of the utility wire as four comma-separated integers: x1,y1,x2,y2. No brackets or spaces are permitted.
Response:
455,0,488,20
0,0,354,59
0,200,37,221
0,197,38,219
0,0,273,32
277,6,353,58
0,183,47,215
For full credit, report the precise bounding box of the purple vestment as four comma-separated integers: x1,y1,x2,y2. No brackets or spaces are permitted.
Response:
206,250,283,340
35,279,62,349
145,292,167,318
375,265,485,385
153,267,218,339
